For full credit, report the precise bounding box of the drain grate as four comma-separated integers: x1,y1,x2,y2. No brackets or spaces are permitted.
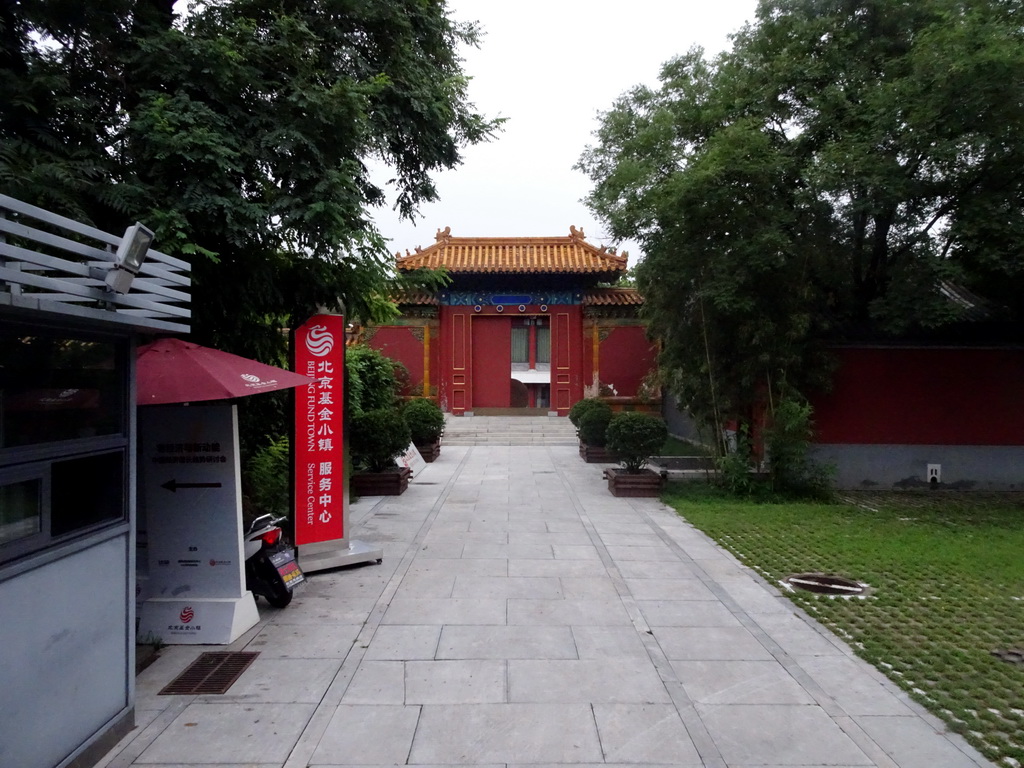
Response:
158,651,260,695
783,573,866,596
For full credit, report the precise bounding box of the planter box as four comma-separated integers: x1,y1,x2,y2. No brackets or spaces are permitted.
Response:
649,456,716,471
415,440,441,463
605,467,666,497
579,442,617,463
351,466,412,496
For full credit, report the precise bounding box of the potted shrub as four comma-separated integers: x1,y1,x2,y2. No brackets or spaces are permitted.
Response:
403,397,445,462
577,403,616,463
350,407,413,495
569,397,606,431
569,398,616,462
604,412,668,497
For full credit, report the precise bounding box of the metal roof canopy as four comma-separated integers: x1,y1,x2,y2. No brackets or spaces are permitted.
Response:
0,194,191,333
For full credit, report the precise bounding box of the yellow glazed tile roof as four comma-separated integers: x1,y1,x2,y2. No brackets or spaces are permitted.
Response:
393,289,439,306
582,287,644,306
391,287,643,307
396,226,628,275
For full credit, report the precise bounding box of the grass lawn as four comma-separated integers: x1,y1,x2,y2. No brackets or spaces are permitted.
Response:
662,483,1024,766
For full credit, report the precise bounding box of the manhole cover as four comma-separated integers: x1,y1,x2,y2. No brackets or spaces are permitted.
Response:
159,651,259,695
783,573,866,596
992,649,1024,665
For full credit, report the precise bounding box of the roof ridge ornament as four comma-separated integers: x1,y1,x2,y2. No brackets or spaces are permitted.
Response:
435,226,452,242
569,225,585,240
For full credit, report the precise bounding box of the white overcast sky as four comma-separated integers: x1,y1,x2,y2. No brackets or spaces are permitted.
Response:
371,0,760,264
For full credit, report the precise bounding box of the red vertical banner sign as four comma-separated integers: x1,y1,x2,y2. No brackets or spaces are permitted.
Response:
293,314,345,546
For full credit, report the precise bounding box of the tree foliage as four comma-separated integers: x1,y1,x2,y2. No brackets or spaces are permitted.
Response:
578,0,1024,435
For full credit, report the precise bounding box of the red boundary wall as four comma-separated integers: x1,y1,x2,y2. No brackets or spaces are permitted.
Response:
599,326,656,398
812,347,1024,446
366,326,428,397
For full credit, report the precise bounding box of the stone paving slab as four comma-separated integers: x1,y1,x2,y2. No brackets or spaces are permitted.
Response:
134,702,317,764
97,430,994,768
409,703,604,764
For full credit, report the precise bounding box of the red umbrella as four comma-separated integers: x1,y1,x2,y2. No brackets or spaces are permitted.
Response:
137,338,314,405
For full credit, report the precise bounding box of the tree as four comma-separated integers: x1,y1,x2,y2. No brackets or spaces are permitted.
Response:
2,0,499,449
1,0,498,357
577,0,1024,438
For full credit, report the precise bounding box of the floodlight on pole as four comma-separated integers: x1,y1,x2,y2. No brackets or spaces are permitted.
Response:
104,222,154,294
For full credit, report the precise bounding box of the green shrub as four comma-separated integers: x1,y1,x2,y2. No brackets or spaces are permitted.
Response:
716,425,764,498
244,434,290,515
715,403,834,501
569,397,612,431
350,407,411,472
605,412,667,472
578,406,613,447
345,344,401,417
403,397,445,445
764,398,834,499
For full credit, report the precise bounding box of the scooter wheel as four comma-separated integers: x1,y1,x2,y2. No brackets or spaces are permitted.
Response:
265,584,293,608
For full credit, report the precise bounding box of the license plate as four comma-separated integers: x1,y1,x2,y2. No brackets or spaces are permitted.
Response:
270,549,305,589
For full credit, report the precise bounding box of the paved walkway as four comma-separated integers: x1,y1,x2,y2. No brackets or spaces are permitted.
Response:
99,444,991,768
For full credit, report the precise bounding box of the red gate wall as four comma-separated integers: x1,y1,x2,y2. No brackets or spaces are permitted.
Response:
440,305,583,415
440,306,470,414
471,316,512,408
550,306,583,415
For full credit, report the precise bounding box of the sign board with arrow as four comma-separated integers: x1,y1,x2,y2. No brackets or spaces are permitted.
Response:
136,404,258,645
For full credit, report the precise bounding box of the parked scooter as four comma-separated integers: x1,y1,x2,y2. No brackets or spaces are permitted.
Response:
244,514,304,607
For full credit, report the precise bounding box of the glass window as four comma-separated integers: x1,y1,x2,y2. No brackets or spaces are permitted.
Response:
511,327,529,364
0,478,42,546
51,451,124,537
0,332,124,448
536,327,551,364
0,325,129,565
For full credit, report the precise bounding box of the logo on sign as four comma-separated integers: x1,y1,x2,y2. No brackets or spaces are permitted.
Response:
305,325,335,357
179,606,194,623
241,374,260,383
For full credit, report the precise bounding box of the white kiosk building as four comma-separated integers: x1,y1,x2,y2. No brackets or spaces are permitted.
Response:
0,195,190,768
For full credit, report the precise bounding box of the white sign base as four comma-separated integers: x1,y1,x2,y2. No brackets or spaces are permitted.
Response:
139,404,258,644
399,443,426,478
137,595,259,645
299,539,383,574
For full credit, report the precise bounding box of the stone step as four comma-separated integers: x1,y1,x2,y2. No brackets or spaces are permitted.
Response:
443,438,578,446
441,415,578,446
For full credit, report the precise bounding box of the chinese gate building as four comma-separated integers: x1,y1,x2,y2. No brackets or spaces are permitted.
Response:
364,226,658,416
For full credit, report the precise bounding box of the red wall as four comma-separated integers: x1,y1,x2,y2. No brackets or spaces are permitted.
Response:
600,326,656,397
812,347,1024,445
367,326,424,396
